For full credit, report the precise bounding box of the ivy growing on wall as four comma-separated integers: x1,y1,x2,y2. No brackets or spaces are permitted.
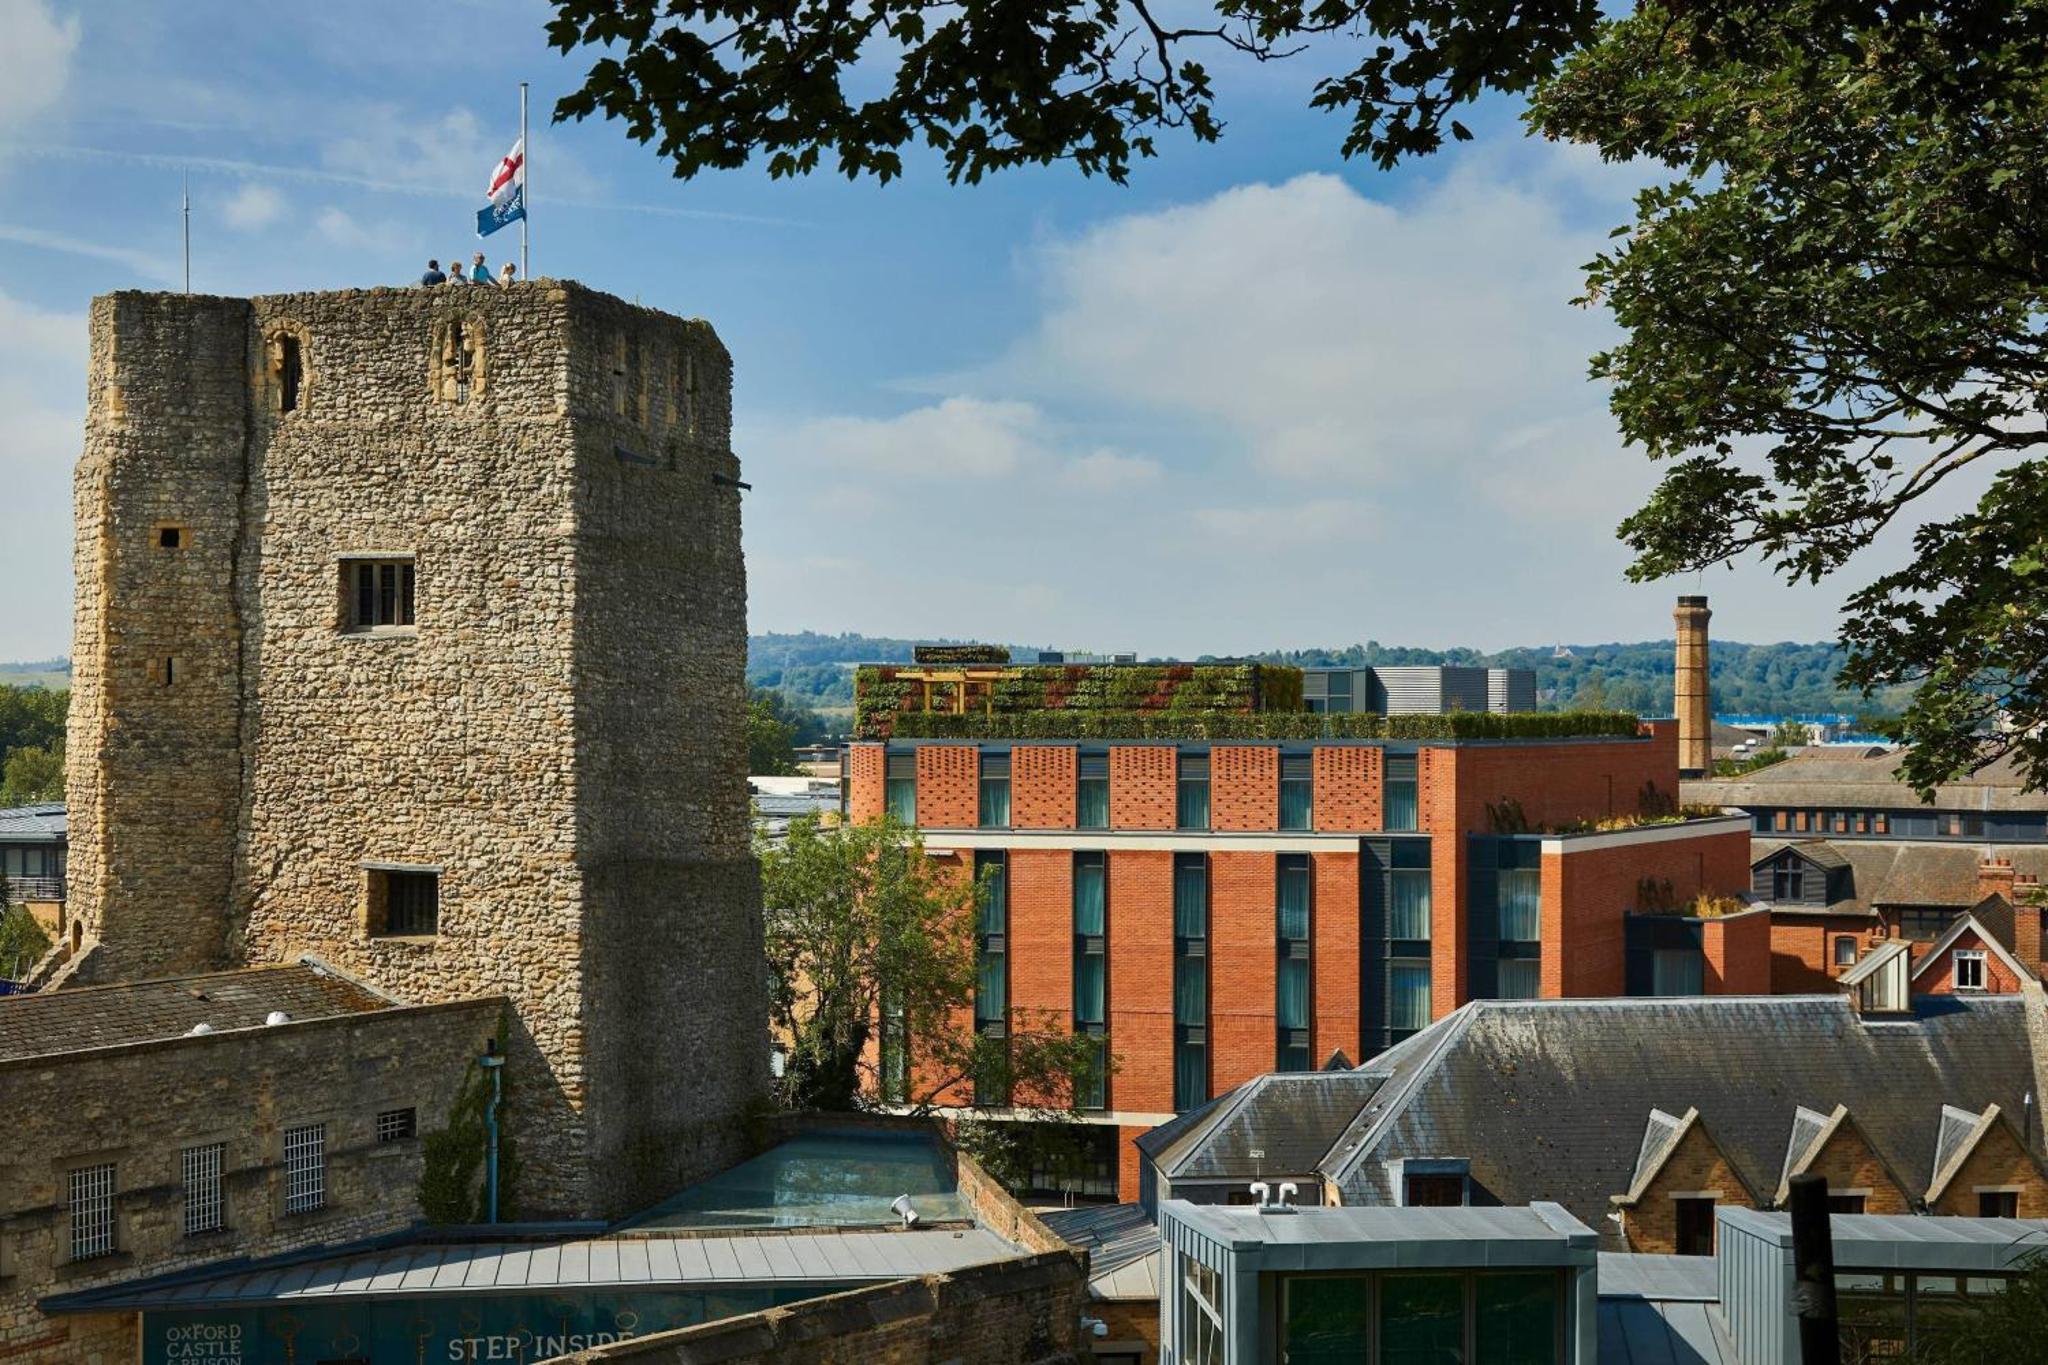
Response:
419,1010,520,1224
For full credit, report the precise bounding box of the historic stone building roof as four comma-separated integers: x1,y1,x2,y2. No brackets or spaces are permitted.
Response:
1685,749,2048,812
0,961,393,1061
1753,838,2048,915
1150,995,2040,1248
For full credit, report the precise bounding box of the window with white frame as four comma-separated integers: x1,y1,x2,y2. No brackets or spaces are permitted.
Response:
1955,950,1988,991
283,1123,327,1213
68,1163,116,1260
181,1143,225,1236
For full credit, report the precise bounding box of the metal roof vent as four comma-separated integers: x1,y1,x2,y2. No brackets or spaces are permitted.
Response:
187,1022,214,1036
265,1011,291,1026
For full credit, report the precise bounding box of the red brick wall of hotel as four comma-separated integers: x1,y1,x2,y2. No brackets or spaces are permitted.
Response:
1108,851,1175,1119
1539,826,1753,997
1701,910,1773,994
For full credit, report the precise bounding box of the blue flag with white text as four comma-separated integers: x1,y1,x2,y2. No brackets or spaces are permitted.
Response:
477,182,524,238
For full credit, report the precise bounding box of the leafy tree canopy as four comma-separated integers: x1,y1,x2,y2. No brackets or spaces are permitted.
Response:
0,744,64,807
1531,0,2048,794
746,687,802,775
760,813,1104,1117
547,0,1610,182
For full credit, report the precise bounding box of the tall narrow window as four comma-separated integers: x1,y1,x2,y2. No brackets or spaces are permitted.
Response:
973,851,1010,1105
1077,751,1109,830
344,558,417,630
1177,752,1210,830
278,334,302,412
978,752,1011,828
1385,753,1419,831
283,1123,327,1214
453,321,475,402
1073,852,1108,1110
1389,962,1432,1038
181,1143,225,1236
1277,854,1313,1071
1389,843,1433,940
1496,841,1542,1000
68,1163,116,1261
1279,753,1314,831
884,751,917,824
1174,853,1210,1111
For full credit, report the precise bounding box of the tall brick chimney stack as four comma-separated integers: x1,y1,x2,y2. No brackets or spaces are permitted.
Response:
1978,857,2019,904
1674,595,1712,778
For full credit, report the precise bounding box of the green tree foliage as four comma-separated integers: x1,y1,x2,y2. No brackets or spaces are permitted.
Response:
1531,2,2048,792
760,813,1105,1116
0,904,52,980
548,0,1606,184
746,688,801,776
1913,1252,2048,1361
0,684,65,776
0,743,64,806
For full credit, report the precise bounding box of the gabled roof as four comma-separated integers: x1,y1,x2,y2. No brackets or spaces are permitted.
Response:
1752,840,2048,917
1911,905,2038,989
1924,1104,2035,1205
1625,1109,1693,1201
0,802,64,842
1756,841,1850,873
1272,995,2040,1248
1772,1103,1914,1208
1839,940,1911,989
1683,749,2048,812
1158,1070,1386,1181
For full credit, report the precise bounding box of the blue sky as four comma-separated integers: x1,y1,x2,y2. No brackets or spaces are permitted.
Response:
0,0,1884,662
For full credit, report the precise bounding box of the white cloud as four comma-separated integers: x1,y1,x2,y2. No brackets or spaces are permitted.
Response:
0,223,175,284
1062,450,1164,490
0,0,79,126
222,182,284,230
793,397,1047,480
1014,166,1618,486
0,289,83,660
1193,498,1377,543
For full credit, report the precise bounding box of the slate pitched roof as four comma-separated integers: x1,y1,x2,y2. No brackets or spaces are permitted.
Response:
1273,995,2041,1249
1753,840,2048,916
1684,749,2048,812
1160,1070,1387,1180
0,963,394,1061
0,802,65,842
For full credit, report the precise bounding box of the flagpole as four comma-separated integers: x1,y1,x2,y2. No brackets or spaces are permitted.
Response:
181,173,190,294
519,82,529,280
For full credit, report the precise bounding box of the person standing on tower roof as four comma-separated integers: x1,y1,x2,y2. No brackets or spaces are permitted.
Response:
420,259,446,286
471,252,494,285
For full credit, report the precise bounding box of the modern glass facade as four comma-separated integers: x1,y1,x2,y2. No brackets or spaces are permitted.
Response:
1278,854,1313,1071
1073,851,1108,1110
1178,751,1211,830
1077,751,1109,829
1174,853,1210,1111
1385,753,1419,831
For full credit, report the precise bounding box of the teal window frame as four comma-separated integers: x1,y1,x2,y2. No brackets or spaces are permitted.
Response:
1073,852,1108,1110
1173,852,1209,1111
1385,753,1419,831
1277,853,1313,1071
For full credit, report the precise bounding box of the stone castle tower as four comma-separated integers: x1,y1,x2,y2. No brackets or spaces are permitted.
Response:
66,283,766,1218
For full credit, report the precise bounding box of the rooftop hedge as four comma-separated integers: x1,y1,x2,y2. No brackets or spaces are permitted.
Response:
854,662,1302,739
882,709,1645,742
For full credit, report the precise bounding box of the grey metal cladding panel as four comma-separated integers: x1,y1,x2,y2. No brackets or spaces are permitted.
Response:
587,1240,622,1284
757,1236,807,1279
672,1237,715,1280
616,1239,653,1282
557,1240,592,1285
647,1238,685,1282
729,1237,774,1280
528,1242,563,1285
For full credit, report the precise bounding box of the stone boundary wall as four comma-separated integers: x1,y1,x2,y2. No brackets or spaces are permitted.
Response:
557,1250,1086,1364
1,995,502,1365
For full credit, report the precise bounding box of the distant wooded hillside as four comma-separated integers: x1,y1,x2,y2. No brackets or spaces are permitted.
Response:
745,632,1907,720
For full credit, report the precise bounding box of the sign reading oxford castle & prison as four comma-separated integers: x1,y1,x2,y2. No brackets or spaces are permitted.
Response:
0,281,769,1364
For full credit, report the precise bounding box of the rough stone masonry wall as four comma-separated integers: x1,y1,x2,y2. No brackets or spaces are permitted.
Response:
565,289,765,1216
0,999,501,1365
72,285,766,1220
68,294,254,980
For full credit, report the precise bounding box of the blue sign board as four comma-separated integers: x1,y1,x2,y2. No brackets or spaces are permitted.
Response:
143,1285,823,1364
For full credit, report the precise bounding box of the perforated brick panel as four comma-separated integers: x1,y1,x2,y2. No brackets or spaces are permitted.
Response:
847,744,886,823
915,745,980,828
1212,745,1279,832
1313,746,1381,833
1109,746,1176,829
1011,746,1077,829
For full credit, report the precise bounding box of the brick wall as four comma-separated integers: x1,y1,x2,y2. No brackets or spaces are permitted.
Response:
1108,852,1174,1120
1799,1122,1913,1215
1008,850,1076,1109
1447,736,1679,834
1421,750,1466,1017
1621,1121,1757,1255
1109,747,1176,829
916,746,981,829
0,997,501,1364
1542,825,1752,998
847,744,885,823
1769,915,1876,993
1012,746,1077,829
1314,853,1361,1065
562,1251,1087,1365
1211,852,1278,1092
1929,1122,2048,1218
1211,746,1278,832
1701,908,1773,994
1919,926,2028,995
1314,746,1381,833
